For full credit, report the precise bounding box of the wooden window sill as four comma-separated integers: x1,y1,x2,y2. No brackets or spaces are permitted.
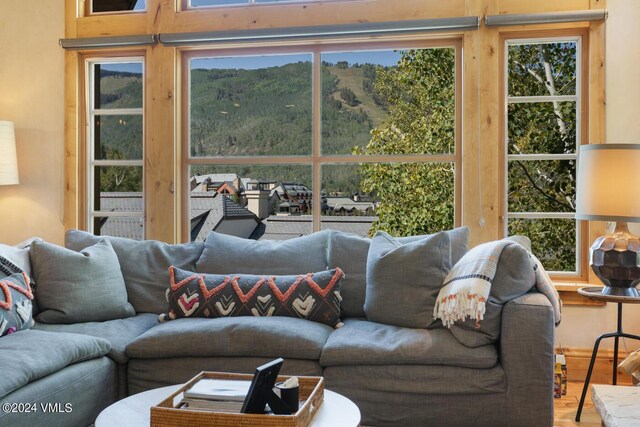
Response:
554,282,606,306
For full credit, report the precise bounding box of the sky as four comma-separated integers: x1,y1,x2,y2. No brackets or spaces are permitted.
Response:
96,50,404,75
191,50,403,70
100,62,143,74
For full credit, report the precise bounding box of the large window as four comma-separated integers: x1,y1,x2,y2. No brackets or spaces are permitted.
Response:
87,59,145,239
184,41,460,241
504,37,583,274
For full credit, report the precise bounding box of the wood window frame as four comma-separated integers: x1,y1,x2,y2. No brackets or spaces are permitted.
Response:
179,36,463,242
499,28,590,283
76,50,147,235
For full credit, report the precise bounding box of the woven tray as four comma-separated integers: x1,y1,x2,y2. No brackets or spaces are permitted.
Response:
150,371,324,427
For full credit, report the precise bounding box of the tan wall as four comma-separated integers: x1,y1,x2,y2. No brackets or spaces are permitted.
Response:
0,0,65,245
554,0,640,350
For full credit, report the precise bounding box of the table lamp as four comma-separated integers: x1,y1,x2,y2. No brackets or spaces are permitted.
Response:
0,121,19,186
576,144,640,297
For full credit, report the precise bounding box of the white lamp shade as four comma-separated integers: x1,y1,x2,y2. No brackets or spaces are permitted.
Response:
575,144,640,222
0,121,19,185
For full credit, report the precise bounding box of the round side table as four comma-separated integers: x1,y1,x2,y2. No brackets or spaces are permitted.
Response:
574,286,640,422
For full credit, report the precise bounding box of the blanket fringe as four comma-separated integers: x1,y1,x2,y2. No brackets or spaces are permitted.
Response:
434,292,486,328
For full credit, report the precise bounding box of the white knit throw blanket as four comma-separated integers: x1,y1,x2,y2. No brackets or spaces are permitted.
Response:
434,239,562,328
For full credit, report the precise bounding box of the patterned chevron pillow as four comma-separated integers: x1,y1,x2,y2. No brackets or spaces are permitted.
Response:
160,266,344,327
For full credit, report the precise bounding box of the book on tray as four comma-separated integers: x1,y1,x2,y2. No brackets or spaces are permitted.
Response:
179,379,251,412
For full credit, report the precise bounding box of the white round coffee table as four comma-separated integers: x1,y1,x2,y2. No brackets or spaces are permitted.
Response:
96,385,360,427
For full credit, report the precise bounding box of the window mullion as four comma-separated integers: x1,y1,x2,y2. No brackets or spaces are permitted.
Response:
92,211,144,217
312,48,321,233
508,212,576,219
507,95,577,104
507,153,576,161
94,108,143,116
93,160,144,167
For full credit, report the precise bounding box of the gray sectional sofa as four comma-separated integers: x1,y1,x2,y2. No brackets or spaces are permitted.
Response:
0,228,556,427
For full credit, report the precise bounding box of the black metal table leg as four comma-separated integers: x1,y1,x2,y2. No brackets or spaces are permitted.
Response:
576,332,608,422
575,307,640,422
613,303,622,385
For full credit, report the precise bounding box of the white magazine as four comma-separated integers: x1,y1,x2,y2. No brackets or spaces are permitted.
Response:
183,379,251,402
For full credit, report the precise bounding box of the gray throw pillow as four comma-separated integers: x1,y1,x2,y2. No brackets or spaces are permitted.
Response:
196,231,331,275
364,231,451,328
400,226,469,266
65,230,205,314
0,243,32,278
329,227,468,319
30,240,135,324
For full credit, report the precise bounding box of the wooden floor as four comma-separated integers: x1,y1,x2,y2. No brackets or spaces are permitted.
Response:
554,380,602,427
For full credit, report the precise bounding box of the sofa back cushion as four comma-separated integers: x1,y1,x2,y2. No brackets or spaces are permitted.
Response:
327,231,370,318
195,230,331,275
364,231,451,328
30,240,135,323
65,230,204,314
161,266,344,327
329,227,469,319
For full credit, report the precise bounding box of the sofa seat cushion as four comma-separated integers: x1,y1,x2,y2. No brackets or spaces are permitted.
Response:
126,316,333,360
33,313,159,364
320,318,497,368
325,363,505,397
0,329,111,398
0,357,117,427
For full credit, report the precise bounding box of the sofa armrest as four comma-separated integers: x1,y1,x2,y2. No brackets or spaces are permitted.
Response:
500,292,555,427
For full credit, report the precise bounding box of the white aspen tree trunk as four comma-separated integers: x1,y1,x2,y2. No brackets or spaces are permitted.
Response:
540,47,568,138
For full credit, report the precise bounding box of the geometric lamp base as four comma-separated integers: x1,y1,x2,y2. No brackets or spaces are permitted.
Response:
590,221,640,297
